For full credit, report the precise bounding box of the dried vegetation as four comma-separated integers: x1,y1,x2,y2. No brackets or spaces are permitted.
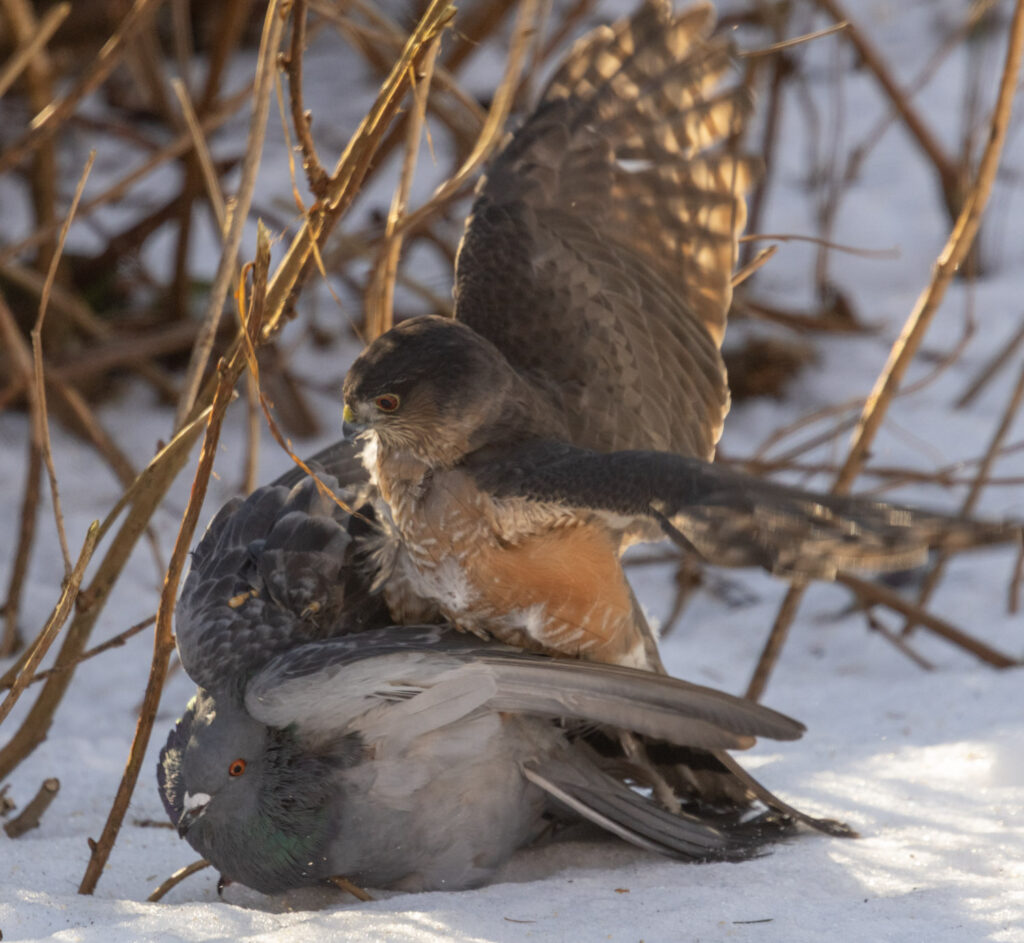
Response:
0,0,1021,896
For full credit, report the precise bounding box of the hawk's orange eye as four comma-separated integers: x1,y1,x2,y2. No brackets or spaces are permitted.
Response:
374,394,400,412
228,758,247,777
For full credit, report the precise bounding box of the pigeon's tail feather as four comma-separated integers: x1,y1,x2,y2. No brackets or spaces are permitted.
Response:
523,753,794,861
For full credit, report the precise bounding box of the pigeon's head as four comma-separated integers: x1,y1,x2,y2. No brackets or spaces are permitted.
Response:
343,316,522,465
157,690,338,894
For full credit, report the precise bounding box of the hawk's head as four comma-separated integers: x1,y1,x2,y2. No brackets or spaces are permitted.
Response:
343,316,524,466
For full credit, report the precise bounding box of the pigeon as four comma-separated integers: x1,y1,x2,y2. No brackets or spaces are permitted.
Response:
160,619,854,894
162,466,853,895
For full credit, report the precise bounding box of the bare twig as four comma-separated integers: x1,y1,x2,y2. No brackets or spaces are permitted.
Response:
257,0,457,355
0,86,251,267
365,35,442,339
955,317,1024,408
78,226,272,895
282,0,329,199
0,296,42,657
329,875,374,902
901,361,1024,635
1,0,61,273
813,0,961,221
0,0,162,178
147,859,211,902
739,232,899,260
0,523,100,728
0,616,155,692
2,778,60,838
836,573,1017,668
861,610,935,672
389,0,540,242
731,245,778,289
0,2,69,101
170,79,228,227
30,150,96,576
746,0,1024,699
1010,542,1024,614
740,21,849,58
0,407,210,782
173,0,286,430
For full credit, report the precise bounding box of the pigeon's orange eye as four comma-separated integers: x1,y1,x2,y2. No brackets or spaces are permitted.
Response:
374,394,400,413
228,758,247,777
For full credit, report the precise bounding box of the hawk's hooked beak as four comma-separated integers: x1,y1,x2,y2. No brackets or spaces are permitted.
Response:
342,403,366,439
177,790,211,837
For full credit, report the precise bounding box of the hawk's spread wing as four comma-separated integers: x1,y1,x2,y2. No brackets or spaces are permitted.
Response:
453,0,756,459
467,441,1022,580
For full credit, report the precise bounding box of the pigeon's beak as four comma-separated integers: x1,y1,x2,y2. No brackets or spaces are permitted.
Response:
342,403,366,439
177,791,211,837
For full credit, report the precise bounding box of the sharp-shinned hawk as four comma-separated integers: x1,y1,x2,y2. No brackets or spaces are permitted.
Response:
339,0,1017,672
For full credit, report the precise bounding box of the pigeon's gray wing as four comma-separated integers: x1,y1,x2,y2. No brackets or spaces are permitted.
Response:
244,627,804,750
453,0,756,459
176,474,389,690
467,441,1021,579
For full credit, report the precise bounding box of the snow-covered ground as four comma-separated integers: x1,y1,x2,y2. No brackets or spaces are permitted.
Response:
2,1,1023,941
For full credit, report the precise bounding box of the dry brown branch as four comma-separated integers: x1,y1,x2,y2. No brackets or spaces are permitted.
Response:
751,287,976,465
0,258,109,339
0,295,42,657
0,436,40,657
730,246,777,289
389,0,540,242
0,320,228,410
318,0,487,137
813,0,961,221
1010,542,1024,614
843,0,999,196
78,224,272,896
173,0,287,431
168,0,255,326
733,298,865,335
0,406,210,783
2,778,60,838
0,523,99,728
861,609,935,672
901,361,1024,636
739,232,899,260
31,150,96,577
283,0,329,199
329,875,374,902
170,79,228,227
242,370,261,494
365,36,442,339
746,0,1024,700
0,616,155,692
836,573,1017,668
0,3,69,101
740,20,849,58
0,86,251,267
956,317,1024,408
256,0,457,351
0,0,162,178
1,0,60,274
726,448,1024,490
1,0,454,827
147,859,211,902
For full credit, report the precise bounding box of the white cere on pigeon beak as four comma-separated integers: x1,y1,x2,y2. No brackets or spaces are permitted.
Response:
183,791,211,813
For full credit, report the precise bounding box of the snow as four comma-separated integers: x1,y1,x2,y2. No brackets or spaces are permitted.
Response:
2,1,1023,941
